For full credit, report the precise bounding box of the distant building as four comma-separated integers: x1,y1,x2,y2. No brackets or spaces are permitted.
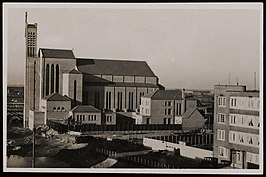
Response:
185,90,214,130
213,85,260,169
7,86,24,126
135,89,206,130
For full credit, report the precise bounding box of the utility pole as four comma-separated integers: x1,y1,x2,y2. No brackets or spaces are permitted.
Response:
254,72,256,90
32,126,35,168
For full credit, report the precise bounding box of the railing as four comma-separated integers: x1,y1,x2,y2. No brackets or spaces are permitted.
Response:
95,147,177,168
147,133,213,147
47,120,182,133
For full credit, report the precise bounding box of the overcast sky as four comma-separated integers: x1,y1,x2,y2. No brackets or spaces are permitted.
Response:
4,3,262,90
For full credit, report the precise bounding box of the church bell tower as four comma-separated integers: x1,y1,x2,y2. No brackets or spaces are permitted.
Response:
24,12,38,127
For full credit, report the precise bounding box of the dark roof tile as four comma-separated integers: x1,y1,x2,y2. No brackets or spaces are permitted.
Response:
71,105,101,113
143,90,183,100
40,48,75,59
76,58,155,77
43,93,71,101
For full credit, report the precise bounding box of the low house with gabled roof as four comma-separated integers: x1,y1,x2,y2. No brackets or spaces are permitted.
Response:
41,92,72,124
69,105,101,125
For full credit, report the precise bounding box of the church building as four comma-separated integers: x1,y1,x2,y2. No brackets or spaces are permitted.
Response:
24,13,164,128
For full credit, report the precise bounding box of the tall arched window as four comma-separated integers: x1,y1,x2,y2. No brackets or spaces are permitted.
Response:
46,64,50,96
51,64,54,93
131,92,134,110
117,92,120,109
74,80,77,102
109,92,111,110
120,92,123,110
106,92,109,110
55,64,59,93
128,92,131,110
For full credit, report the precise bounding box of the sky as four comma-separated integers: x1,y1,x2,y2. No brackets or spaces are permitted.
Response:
4,3,262,90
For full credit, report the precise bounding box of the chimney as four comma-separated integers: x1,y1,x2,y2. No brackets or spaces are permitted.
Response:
182,89,185,99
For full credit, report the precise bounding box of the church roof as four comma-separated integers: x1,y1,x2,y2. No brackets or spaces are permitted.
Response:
143,90,183,100
76,58,156,77
70,105,101,113
90,82,159,88
39,48,75,59
43,93,71,101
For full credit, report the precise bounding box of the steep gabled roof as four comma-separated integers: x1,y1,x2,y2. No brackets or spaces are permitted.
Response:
43,93,71,101
143,90,183,100
182,108,206,131
70,105,101,113
39,48,75,59
76,58,156,77
182,107,197,119
68,69,83,74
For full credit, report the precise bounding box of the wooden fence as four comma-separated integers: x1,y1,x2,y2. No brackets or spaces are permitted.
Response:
47,120,182,133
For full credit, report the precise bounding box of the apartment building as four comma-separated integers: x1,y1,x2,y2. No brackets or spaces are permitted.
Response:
213,85,260,169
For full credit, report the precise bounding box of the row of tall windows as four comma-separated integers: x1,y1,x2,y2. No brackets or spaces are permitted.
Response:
229,114,259,129
229,131,259,147
229,96,260,111
76,114,97,122
45,64,59,96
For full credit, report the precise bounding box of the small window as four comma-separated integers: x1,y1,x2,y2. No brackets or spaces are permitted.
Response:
53,107,56,111
94,115,96,121
57,107,60,111
168,109,172,115
61,107,65,111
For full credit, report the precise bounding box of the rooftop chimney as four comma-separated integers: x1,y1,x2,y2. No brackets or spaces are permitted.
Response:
182,89,185,99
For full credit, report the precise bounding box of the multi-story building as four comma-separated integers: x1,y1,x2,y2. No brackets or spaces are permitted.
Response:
213,85,260,169
7,86,24,126
135,89,206,131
